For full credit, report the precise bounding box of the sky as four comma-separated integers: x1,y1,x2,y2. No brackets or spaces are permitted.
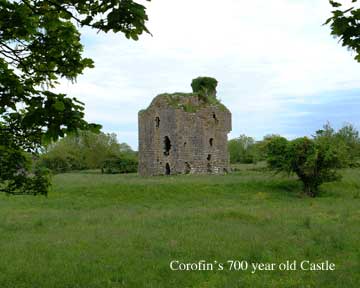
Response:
57,0,360,150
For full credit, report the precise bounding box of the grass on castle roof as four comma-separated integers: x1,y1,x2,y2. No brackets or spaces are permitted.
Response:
0,165,359,287
139,92,228,114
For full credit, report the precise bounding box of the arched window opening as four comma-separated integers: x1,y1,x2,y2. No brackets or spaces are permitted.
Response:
212,113,219,124
209,138,213,147
165,163,171,175
163,136,171,156
185,162,191,174
155,117,160,128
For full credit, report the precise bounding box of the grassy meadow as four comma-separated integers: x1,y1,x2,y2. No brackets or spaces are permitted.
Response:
0,165,359,288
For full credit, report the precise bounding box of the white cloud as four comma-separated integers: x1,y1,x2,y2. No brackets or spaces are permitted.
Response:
56,0,360,148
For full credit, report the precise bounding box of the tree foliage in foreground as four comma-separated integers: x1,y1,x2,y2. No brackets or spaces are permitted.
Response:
0,0,150,194
326,0,360,62
265,124,353,197
0,123,50,195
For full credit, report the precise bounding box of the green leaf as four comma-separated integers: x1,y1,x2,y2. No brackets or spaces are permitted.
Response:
53,100,65,111
330,0,342,7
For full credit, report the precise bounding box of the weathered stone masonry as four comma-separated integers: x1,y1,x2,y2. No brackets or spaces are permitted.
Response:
138,85,232,176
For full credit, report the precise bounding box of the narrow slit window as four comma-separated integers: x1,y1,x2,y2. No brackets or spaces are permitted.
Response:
163,136,171,156
155,117,160,128
212,113,219,124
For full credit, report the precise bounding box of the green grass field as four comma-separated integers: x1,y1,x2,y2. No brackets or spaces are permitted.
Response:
0,166,359,288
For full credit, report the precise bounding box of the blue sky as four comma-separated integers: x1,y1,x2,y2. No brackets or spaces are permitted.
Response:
56,0,360,149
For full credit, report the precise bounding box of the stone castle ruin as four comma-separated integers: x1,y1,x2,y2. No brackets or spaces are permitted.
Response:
138,77,232,176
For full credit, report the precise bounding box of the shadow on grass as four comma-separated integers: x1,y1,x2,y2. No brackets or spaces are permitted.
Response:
256,177,303,198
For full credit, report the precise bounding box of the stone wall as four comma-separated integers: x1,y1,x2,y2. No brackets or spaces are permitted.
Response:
138,94,231,176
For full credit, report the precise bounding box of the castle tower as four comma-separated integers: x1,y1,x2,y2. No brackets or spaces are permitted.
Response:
138,77,232,176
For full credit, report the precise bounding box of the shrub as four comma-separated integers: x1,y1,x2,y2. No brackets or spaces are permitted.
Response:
191,76,218,99
40,154,85,173
228,135,257,164
41,130,135,173
266,133,347,197
101,153,138,174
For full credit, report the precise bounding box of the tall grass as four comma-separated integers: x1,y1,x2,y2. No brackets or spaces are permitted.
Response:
0,167,359,287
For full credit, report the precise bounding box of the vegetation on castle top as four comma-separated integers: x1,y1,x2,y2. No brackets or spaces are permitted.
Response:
191,76,218,98
159,92,226,113
140,77,227,113
163,92,199,112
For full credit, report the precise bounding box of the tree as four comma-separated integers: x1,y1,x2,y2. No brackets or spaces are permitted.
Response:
266,127,348,197
0,0,150,194
42,131,119,171
325,0,360,62
41,130,136,173
0,122,50,195
315,122,360,167
228,135,256,164
255,134,282,162
335,123,360,166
